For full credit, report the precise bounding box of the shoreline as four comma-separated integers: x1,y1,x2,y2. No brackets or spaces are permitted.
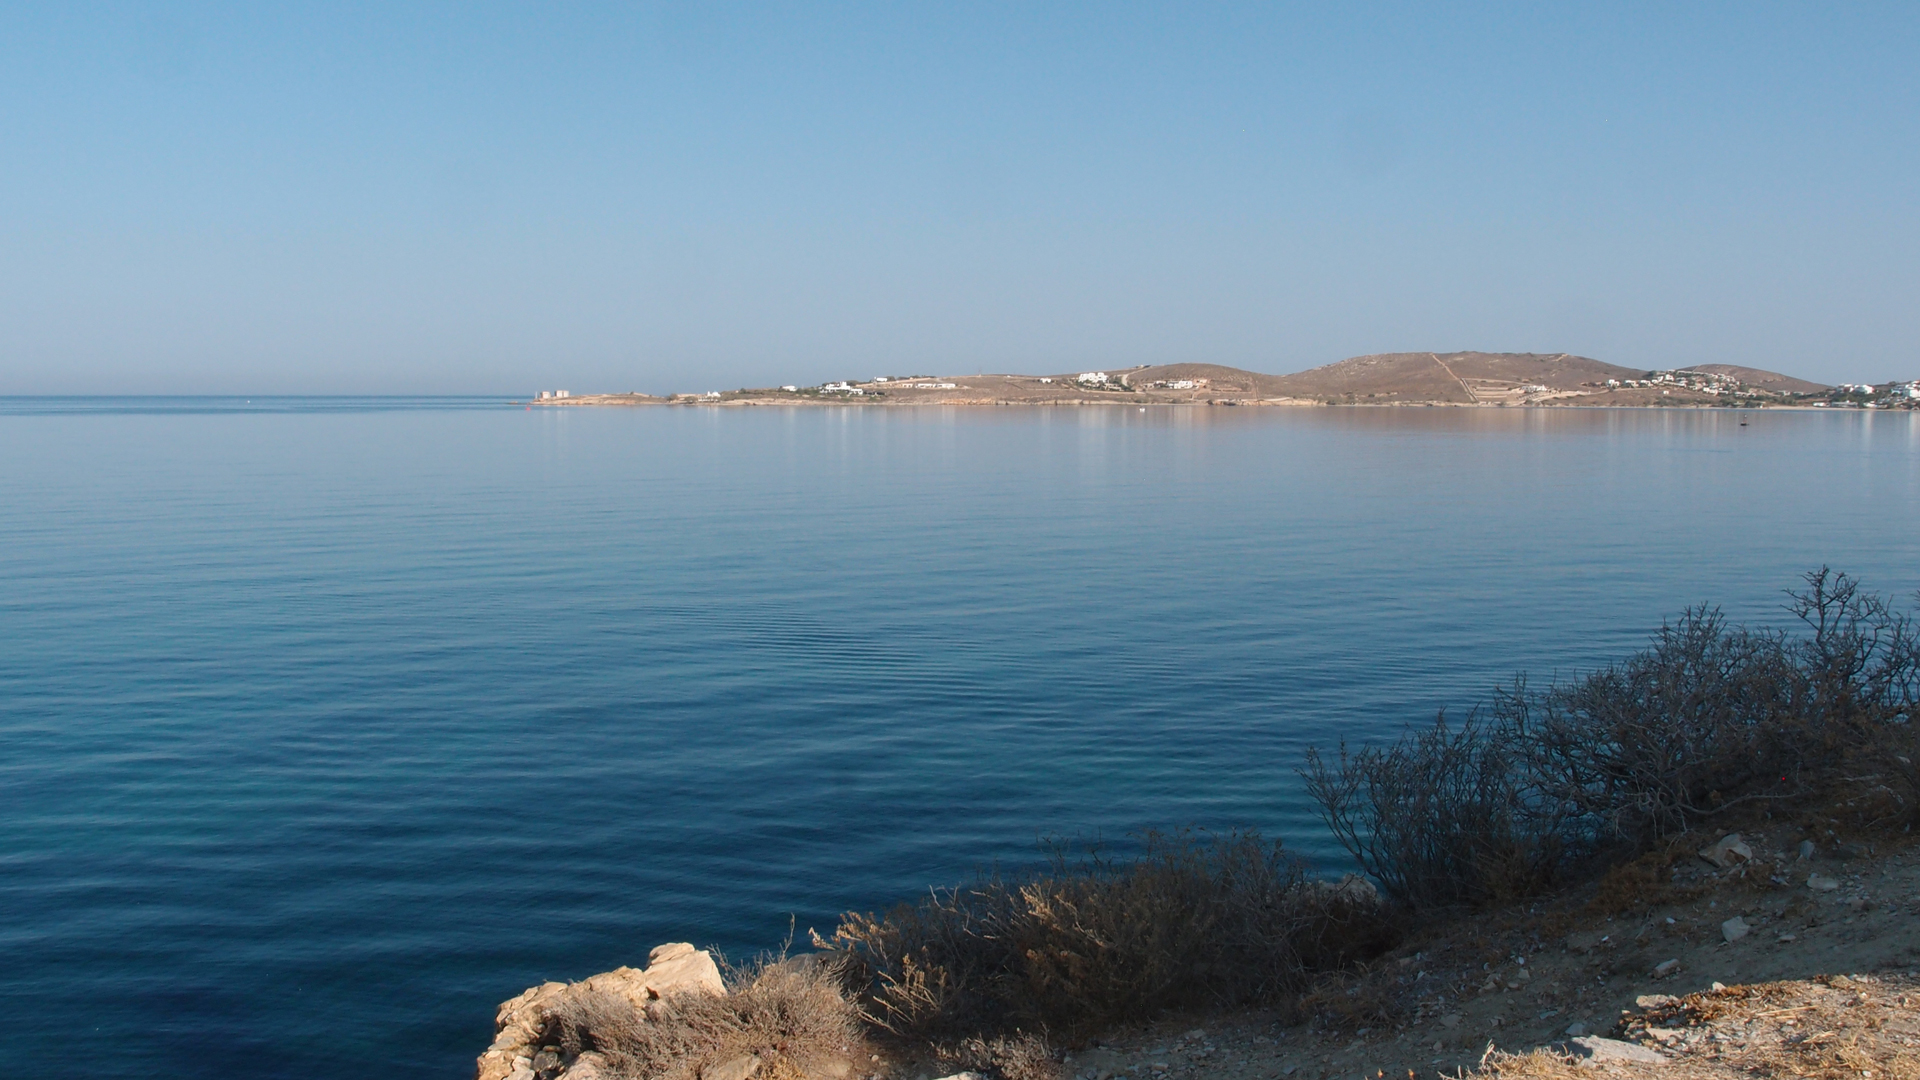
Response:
518,394,1888,412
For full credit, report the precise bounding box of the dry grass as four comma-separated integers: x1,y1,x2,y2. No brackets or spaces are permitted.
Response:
823,831,1400,1040
1293,959,1407,1031
931,1033,1063,1080
543,955,863,1080
1580,836,1717,917
1473,975,1920,1080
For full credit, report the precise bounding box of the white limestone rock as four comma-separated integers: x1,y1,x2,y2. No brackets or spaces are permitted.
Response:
1565,1036,1668,1065
475,943,726,1080
702,1054,761,1080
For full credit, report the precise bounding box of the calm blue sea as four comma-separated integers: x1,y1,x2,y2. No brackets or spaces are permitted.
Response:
3,399,1917,1078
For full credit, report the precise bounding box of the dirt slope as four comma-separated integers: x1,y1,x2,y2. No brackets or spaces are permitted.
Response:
1054,829,1920,1080
1688,365,1829,394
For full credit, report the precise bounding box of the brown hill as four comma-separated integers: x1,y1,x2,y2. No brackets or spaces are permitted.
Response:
1687,364,1828,394
1269,351,1644,403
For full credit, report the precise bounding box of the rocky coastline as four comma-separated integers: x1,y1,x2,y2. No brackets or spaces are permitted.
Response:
480,830,1920,1080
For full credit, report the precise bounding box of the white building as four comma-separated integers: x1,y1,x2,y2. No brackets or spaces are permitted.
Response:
1077,371,1109,385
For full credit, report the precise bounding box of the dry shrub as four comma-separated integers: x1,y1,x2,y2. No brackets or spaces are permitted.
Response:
935,1033,1062,1080
1516,570,1920,849
824,831,1399,1039
1303,711,1562,910
1308,570,1920,914
544,955,861,1080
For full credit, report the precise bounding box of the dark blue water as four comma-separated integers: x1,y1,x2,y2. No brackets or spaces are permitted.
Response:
3,400,1916,1078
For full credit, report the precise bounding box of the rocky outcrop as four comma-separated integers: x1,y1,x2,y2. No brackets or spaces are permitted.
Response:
476,943,725,1080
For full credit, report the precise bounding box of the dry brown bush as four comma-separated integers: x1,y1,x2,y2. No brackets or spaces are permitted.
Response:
1303,710,1564,910
1516,569,1919,849
1308,570,1920,914
823,831,1399,1040
543,955,861,1080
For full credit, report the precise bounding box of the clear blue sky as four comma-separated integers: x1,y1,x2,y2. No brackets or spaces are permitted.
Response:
4,2,1916,393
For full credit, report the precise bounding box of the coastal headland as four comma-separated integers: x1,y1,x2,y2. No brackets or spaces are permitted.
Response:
523,354,1917,410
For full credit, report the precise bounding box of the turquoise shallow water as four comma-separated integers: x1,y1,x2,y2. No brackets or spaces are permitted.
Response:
2,399,1917,1078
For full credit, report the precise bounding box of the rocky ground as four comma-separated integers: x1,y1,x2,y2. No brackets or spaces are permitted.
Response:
1018,828,1920,1080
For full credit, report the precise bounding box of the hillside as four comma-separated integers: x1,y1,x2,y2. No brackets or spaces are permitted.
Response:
1267,352,1643,404
1687,364,1828,394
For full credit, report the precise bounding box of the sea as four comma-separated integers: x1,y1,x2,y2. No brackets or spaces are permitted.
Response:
2,398,1917,1078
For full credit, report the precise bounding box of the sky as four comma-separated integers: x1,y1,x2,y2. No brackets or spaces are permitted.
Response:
2,2,1916,394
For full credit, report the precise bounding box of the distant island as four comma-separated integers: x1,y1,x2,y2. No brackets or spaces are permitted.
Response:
524,352,1919,410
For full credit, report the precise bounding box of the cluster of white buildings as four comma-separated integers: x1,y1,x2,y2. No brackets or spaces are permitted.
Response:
817,379,958,393
1835,382,1920,400
534,390,570,399
1146,378,1206,390
1833,382,1920,397
1604,371,1757,397
1077,371,1109,385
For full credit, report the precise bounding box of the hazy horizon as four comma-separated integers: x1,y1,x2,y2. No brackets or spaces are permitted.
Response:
5,3,1917,395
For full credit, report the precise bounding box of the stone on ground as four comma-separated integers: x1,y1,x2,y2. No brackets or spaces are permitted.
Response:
1563,1036,1668,1065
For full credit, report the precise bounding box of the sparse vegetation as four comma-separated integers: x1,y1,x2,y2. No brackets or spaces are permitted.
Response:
1306,568,1919,912
821,830,1399,1040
